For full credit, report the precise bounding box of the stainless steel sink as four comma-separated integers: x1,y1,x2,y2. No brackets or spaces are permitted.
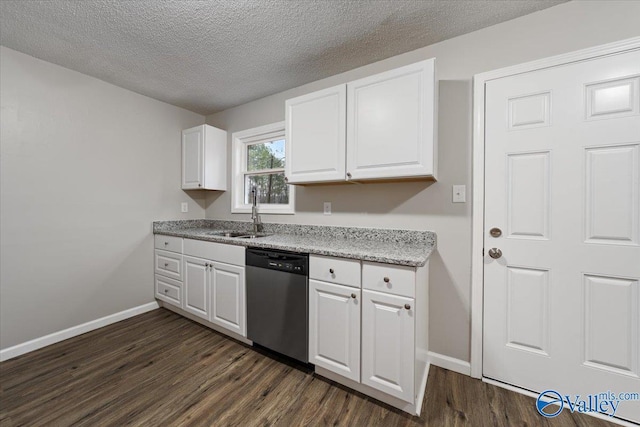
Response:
205,230,270,239
237,233,271,239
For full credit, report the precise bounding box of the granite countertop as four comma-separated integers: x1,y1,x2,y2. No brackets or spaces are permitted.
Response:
153,220,436,267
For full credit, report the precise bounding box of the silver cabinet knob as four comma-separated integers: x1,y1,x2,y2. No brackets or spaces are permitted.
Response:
404,304,411,310
383,277,390,283
351,293,356,299
284,177,289,182
164,289,169,293
204,262,209,267
329,268,334,274
164,241,169,245
346,172,352,178
164,263,169,267
198,183,202,187
488,248,502,259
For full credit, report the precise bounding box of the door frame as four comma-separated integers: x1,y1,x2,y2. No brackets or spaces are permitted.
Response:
470,36,640,379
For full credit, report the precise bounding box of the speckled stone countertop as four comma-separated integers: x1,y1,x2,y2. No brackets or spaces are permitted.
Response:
153,220,436,267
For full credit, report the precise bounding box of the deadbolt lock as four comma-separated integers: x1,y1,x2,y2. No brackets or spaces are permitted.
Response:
489,227,502,238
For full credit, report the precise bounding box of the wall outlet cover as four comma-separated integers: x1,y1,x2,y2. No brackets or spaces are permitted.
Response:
181,202,188,213
323,202,332,215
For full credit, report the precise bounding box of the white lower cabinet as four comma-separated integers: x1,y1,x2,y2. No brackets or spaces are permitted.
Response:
309,279,360,382
309,254,429,416
209,262,245,337
183,255,209,320
361,290,415,402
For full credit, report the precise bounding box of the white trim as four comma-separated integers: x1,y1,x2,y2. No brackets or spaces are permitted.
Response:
0,302,159,362
483,378,638,427
427,351,471,376
470,36,640,379
231,121,295,215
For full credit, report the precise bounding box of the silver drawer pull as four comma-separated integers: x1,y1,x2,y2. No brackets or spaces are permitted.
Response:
404,304,411,310
164,263,169,267
383,277,390,283
329,268,334,274
351,293,356,299
164,289,169,293
164,242,169,245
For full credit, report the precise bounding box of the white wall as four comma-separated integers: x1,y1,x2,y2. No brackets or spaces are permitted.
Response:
0,47,205,350
205,1,640,363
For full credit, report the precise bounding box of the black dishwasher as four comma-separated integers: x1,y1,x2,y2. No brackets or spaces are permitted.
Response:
246,248,309,363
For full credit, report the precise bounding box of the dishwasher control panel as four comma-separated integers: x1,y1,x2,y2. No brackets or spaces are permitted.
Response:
246,248,308,276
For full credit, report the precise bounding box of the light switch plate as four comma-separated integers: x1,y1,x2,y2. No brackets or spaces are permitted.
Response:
181,202,189,213
323,202,331,215
453,185,466,203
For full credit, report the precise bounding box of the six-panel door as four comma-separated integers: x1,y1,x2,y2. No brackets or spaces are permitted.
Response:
309,279,361,381
361,289,415,403
483,48,640,423
182,255,209,319
209,262,246,337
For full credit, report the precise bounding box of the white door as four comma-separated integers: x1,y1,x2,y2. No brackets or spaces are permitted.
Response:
484,49,640,422
285,85,347,184
210,262,246,337
309,279,360,381
183,255,209,319
182,126,203,189
346,59,436,181
361,289,414,402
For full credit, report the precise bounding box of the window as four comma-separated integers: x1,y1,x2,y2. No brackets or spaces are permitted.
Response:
231,122,294,214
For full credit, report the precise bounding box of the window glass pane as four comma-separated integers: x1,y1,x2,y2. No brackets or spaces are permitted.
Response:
247,139,285,171
244,173,289,205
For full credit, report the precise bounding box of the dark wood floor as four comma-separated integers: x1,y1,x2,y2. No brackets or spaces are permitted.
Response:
0,309,616,426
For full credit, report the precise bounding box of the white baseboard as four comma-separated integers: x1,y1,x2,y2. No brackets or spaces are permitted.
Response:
428,351,471,376
0,302,160,362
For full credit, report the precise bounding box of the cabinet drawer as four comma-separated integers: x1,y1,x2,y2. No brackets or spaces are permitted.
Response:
310,255,360,288
154,235,183,253
362,262,415,298
183,239,245,266
155,250,183,280
155,274,182,307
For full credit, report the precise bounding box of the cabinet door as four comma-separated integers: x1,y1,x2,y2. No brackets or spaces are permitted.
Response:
210,262,246,337
309,279,360,382
183,255,209,319
346,59,436,180
285,85,347,183
361,290,414,402
182,126,204,189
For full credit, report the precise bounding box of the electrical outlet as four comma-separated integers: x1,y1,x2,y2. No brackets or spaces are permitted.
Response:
323,202,332,215
181,202,188,213
452,185,466,203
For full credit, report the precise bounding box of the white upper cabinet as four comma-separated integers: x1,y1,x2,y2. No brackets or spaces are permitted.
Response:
182,124,227,190
285,85,347,184
347,59,437,181
284,58,437,184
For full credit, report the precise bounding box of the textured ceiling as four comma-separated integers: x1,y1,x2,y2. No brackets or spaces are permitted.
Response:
0,0,565,115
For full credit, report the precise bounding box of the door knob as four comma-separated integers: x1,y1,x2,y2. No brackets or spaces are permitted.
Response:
488,248,502,259
489,227,502,237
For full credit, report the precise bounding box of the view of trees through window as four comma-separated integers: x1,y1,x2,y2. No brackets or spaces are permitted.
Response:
244,139,289,205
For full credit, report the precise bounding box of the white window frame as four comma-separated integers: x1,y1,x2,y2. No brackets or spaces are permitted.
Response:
231,121,295,214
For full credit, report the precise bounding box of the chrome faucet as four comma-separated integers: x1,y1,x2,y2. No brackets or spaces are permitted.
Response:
251,186,263,233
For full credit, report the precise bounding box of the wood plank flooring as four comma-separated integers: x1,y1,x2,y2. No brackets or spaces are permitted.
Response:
0,309,617,426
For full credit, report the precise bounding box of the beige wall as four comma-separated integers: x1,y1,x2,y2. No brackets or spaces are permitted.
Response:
0,47,205,350
205,1,640,362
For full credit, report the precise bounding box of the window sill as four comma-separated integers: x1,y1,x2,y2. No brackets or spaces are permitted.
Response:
231,206,295,215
